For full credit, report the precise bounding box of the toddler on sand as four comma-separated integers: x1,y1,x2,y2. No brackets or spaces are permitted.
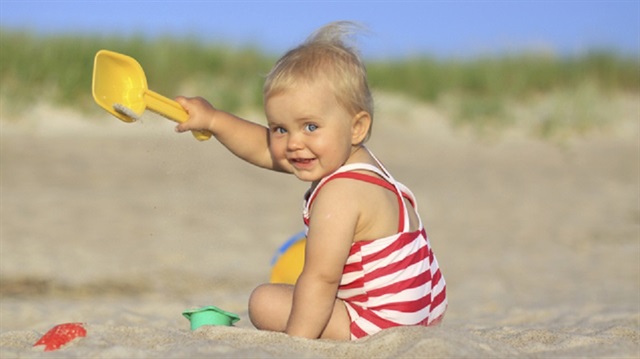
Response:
175,21,446,340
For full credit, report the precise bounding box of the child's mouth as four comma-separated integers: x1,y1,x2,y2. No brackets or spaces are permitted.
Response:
290,158,316,169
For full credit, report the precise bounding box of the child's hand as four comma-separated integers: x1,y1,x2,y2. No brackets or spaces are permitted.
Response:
174,96,217,135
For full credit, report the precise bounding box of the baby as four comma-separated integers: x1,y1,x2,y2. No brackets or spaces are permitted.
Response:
175,21,446,340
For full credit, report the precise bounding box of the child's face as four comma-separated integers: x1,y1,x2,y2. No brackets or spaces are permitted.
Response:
265,79,356,183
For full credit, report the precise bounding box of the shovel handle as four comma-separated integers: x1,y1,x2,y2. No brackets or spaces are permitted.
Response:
144,90,212,141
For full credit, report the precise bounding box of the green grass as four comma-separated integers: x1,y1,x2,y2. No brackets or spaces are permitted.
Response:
0,30,274,114
368,53,639,133
1,29,638,137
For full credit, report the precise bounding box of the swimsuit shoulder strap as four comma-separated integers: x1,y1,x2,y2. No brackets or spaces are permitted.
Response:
305,162,413,233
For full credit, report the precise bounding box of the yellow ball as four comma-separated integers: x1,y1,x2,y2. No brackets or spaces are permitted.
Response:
270,233,306,285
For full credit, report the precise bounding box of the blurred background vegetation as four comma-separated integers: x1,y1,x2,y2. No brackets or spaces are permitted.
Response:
1,30,638,138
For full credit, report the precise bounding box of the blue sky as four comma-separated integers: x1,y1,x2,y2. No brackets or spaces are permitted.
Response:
1,1,638,58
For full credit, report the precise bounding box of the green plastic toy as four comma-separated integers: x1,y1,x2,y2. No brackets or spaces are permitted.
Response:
182,306,240,330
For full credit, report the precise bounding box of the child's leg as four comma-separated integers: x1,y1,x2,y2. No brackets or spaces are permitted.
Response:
248,283,351,340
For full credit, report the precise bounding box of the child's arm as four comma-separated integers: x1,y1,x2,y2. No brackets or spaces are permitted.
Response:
174,96,291,173
285,180,358,338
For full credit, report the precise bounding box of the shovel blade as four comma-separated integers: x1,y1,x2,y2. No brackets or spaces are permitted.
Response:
92,50,147,123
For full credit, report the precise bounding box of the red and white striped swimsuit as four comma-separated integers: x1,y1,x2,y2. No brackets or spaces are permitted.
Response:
303,156,447,340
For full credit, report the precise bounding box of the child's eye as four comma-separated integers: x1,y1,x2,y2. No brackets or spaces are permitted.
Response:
272,127,287,134
305,123,318,132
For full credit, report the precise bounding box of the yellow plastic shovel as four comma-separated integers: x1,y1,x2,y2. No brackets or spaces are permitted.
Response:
92,49,211,141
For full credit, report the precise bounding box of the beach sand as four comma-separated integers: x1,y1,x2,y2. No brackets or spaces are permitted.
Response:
1,97,638,358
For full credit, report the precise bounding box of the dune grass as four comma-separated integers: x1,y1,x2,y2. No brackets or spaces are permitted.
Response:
1,30,638,137
0,30,273,115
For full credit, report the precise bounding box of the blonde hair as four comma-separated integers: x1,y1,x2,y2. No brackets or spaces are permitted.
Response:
264,21,374,141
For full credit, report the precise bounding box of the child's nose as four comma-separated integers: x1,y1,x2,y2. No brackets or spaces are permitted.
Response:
287,133,304,150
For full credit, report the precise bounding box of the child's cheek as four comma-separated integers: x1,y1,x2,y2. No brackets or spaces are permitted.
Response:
269,140,287,163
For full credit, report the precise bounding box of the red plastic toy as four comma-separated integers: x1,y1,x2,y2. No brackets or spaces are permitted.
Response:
33,323,86,351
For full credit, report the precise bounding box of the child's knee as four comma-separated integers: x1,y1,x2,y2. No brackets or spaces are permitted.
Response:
248,284,273,328
248,284,268,311
248,283,293,331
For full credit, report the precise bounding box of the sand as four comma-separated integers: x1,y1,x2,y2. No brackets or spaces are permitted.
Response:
1,97,638,358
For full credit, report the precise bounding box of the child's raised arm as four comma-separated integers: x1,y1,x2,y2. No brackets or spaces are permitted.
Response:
175,96,290,173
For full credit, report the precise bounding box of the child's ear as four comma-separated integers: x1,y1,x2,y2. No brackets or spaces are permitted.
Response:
351,111,371,145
